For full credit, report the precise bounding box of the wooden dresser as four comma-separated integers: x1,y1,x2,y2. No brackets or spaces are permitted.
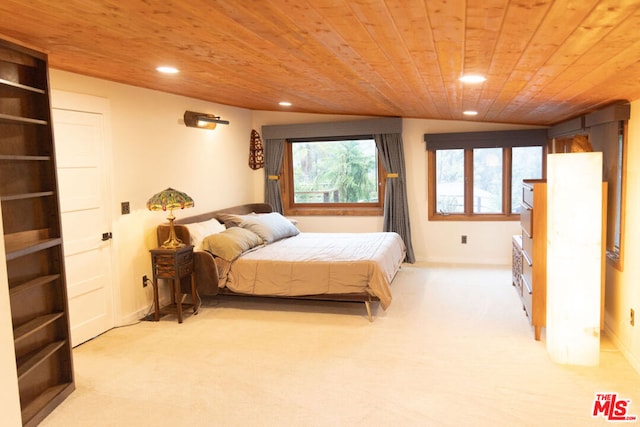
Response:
519,180,547,340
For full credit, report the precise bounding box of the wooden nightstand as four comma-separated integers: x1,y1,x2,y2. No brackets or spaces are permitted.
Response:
150,245,200,323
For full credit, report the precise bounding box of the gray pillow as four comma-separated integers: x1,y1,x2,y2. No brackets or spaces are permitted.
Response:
237,212,300,243
216,213,244,228
218,212,300,244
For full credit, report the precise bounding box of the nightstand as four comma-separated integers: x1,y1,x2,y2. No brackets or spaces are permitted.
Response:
150,245,200,323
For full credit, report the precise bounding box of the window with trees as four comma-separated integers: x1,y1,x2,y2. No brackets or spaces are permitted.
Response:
425,129,547,221
281,137,384,215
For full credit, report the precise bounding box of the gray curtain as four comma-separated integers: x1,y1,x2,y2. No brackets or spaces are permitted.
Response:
374,133,415,263
264,138,285,214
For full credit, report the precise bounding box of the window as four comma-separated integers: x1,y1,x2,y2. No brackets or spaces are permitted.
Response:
613,122,625,256
511,146,544,212
281,137,385,215
425,129,546,220
435,149,464,213
473,147,503,213
600,120,627,269
591,120,627,270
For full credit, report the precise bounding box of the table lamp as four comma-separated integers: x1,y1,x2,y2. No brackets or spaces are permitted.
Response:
147,187,194,248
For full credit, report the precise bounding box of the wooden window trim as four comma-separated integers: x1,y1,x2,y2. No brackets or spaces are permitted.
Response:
281,140,385,216
428,146,542,221
425,129,546,221
606,120,627,271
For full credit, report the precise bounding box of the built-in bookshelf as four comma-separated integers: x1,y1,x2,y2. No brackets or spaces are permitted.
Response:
0,38,74,426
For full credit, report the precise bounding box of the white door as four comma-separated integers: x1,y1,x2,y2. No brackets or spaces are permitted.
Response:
52,97,114,347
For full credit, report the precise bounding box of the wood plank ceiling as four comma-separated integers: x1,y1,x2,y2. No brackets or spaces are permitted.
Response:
0,0,639,125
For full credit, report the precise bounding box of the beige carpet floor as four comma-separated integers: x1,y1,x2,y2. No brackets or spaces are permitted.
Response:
40,263,639,427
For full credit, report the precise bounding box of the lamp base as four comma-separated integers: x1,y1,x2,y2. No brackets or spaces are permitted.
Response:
160,239,186,249
161,215,185,249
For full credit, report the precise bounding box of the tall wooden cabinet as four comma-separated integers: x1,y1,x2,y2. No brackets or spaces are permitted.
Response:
519,180,547,341
0,39,74,426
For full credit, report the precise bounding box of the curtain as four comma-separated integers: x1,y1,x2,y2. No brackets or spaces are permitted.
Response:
264,138,285,214
374,133,415,263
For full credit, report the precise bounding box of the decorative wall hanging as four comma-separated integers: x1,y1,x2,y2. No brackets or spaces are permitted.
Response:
249,129,265,170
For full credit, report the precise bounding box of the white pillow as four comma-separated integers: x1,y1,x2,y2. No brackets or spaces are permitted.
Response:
184,218,226,251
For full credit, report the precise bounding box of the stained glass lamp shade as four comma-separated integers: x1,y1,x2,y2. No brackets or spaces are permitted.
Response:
147,187,194,248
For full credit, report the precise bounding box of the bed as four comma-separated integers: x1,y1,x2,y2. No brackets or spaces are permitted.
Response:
156,203,405,320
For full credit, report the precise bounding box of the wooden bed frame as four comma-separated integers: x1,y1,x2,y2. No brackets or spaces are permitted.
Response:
157,203,381,320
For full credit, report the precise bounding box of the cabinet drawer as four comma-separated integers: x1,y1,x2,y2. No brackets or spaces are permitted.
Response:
178,261,193,277
177,251,193,264
153,254,175,267
522,258,533,292
521,273,533,321
522,235,533,262
520,204,533,238
522,184,534,208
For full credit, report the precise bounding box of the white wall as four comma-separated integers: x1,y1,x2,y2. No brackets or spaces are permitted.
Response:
252,111,536,264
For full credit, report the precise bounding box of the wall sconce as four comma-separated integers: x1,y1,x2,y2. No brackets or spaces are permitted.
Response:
183,110,230,129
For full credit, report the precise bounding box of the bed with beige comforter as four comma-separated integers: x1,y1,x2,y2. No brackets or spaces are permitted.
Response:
220,232,404,310
158,203,406,318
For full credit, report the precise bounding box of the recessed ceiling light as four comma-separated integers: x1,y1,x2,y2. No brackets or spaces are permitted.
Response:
463,110,479,116
459,74,486,84
156,66,179,74
279,101,292,107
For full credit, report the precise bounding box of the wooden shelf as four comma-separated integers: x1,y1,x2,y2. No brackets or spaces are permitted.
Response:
13,312,64,344
10,274,60,296
0,155,51,161
21,383,74,427
5,237,61,261
1,191,55,202
0,77,45,94
17,340,66,380
0,113,47,126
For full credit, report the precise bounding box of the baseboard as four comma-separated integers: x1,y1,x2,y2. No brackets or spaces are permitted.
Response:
604,320,640,375
422,256,510,266
118,306,154,326
119,296,186,325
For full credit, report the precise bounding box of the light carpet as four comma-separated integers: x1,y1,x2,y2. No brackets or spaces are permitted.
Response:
40,263,640,427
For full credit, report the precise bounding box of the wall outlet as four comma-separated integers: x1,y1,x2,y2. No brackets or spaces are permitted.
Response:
461,235,467,244
121,201,130,215
631,308,635,327
142,275,148,288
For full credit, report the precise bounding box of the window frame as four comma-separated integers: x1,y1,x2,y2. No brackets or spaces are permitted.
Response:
281,136,385,216
425,129,547,221
592,120,627,271
607,120,627,270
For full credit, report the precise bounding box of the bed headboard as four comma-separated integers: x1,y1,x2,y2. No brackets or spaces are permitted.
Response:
156,203,273,247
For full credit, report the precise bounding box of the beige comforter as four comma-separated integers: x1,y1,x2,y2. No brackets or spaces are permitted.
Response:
222,232,405,309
